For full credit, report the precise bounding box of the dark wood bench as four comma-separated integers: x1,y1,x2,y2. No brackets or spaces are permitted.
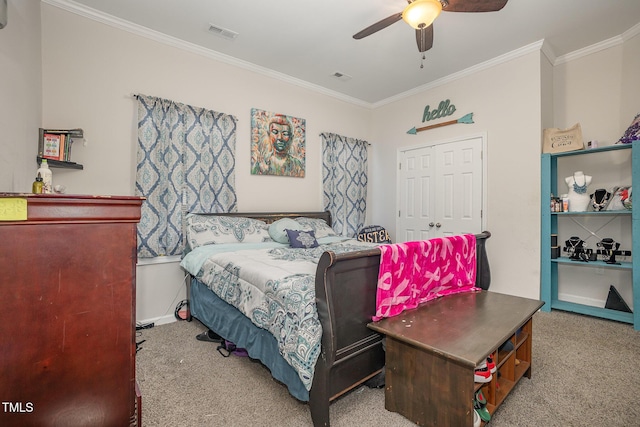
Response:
368,291,544,426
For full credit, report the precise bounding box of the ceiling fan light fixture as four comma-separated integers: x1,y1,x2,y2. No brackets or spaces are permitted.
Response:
402,0,443,29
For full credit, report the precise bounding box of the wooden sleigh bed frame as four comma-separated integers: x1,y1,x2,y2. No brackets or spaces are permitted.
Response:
185,211,492,427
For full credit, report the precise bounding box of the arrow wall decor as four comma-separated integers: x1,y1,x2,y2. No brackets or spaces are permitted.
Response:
407,113,474,135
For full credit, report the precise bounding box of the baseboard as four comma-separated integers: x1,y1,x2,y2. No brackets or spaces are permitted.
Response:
136,314,177,327
558,293,604,308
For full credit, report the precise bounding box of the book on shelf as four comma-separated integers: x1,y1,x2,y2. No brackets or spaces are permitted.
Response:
42,133,62,160
38,128,83,162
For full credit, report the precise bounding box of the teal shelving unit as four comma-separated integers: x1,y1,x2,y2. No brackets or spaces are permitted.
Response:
540,142,639,330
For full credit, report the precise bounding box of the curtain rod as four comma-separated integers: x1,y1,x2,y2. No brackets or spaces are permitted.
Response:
319,132,371,145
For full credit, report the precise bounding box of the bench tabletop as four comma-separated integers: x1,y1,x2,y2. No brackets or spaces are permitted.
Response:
368,291,544,367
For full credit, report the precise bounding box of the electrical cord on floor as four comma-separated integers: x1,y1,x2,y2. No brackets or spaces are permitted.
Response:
136,273,191,354
135,328,147,353
171,272,191,321
134,321,154,353
136,322,155,330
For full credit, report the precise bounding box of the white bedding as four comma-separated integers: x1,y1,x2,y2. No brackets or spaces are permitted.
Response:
180,236,378,390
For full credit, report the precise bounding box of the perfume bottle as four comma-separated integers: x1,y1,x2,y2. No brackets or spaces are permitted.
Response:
32,172,43,193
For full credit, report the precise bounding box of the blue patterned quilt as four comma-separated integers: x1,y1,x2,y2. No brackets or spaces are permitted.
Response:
180,237,378,391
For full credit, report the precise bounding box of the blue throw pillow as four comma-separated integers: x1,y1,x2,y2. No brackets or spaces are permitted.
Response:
286,229,319,248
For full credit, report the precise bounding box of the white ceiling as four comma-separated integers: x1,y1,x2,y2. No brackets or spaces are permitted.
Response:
62,0,640,105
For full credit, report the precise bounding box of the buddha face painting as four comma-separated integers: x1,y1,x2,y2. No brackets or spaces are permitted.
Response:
251,109,306,177
269,117,292,156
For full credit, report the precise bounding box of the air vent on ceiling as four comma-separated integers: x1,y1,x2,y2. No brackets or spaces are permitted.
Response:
331,71,352,82
208,24,238,40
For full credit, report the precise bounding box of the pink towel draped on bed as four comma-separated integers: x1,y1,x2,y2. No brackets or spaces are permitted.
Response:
373,234,478,321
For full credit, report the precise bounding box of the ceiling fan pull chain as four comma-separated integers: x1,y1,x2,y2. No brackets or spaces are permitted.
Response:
420,53,425,69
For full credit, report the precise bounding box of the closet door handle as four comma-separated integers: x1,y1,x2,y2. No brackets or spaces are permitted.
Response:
429,222,434,227
435,223,441,228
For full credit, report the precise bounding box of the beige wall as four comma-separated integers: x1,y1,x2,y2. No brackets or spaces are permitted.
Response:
3,3,638,322
550,31,640,309
40,4,372,213
621,33,640,124
38,3,374,324
553,45,625,142
370,50,544,300
0,0,42,192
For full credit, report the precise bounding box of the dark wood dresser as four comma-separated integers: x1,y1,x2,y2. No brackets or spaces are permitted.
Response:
0,194,143,427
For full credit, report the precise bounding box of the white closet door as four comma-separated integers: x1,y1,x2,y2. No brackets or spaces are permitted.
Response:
434,136,483,237
397,136,483,242
397,145,435,242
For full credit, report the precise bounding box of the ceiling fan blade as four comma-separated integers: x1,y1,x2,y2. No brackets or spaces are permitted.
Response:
416,25,434,53
353,12,403,39
444,0,508,13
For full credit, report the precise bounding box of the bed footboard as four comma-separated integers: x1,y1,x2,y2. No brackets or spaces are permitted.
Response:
311,247,385,426
309,231,491,427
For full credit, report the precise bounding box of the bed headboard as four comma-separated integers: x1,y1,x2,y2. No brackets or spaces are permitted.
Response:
197,211,332,227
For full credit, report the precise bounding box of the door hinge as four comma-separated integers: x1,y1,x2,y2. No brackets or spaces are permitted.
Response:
398,210,401,217
399,162,402,170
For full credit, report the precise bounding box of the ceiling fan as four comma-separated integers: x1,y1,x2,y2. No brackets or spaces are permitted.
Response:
353,0,509,54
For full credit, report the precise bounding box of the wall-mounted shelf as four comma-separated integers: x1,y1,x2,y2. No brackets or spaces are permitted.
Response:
37,128,83,169
37,156,83,170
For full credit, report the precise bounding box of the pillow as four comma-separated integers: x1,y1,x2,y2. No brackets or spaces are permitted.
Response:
268,218,303,244
286,229,319,249
295,217,338,239
618,113,640,144
185,214,272,249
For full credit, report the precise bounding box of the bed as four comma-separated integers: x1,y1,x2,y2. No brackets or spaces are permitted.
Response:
181,211,491,427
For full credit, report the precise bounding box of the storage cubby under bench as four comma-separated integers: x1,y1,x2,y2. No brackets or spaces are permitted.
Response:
368,290,544,426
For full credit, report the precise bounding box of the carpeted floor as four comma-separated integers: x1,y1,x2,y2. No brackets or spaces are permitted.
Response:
136,309,640,426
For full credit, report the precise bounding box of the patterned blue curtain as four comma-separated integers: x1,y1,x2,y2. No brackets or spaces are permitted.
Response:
321,132,368,237
136,94,237,257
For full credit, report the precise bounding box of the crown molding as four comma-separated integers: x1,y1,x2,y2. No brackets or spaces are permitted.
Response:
374,40,545,108
540,40,557,65
554,22,640,66
622,21,640,42
42,0,371,108
555,35,623,65
42,1,640,110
